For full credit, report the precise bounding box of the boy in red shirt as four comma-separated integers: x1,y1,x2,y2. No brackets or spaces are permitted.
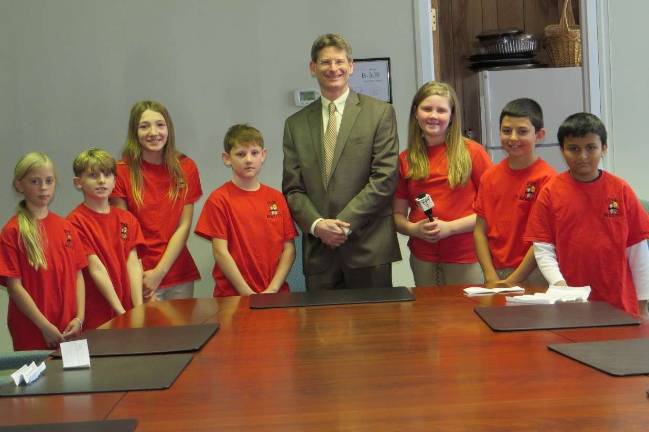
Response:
474,98,556,287
68,149,145,329
195,124,298,296
525,113,649,315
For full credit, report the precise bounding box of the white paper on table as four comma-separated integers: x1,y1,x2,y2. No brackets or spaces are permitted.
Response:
60,339,91,369
546,285,591,300
10,364,30,386
11,361,47,386
23,361,46,384
463,286,525,295
505,285,591,305
506,293,558,304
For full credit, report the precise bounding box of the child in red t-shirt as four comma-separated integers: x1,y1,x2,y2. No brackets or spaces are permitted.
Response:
111,100,202,301
474,98,556,287
68,148,145,329
0,152,87,350
393,81,492,286
195,124,297,297
525,113,649,315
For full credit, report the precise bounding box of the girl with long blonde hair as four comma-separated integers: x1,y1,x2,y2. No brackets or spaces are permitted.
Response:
0,152,86,349
393,82,492,286
111,101,202,301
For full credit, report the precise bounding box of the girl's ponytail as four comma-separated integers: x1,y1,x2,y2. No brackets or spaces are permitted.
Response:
16,200,47,270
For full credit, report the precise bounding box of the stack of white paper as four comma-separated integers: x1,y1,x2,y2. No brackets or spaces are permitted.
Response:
10,361,46,386
505,285,591,305
463,286,525,295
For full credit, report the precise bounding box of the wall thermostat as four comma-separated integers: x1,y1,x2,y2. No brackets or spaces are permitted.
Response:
294,88,320,107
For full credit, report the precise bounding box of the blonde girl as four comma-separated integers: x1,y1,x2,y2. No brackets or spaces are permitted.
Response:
111,101,202,301
393,82,492,286
0,152,86,349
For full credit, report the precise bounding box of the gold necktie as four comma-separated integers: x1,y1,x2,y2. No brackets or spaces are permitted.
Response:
322,101,338,186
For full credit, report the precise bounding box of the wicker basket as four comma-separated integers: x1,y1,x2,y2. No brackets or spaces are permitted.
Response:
544,0,582,66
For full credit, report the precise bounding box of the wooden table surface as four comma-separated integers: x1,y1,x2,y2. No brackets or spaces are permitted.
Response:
2,287,649,431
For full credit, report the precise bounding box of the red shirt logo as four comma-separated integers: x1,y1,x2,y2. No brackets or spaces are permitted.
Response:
267,201,279,218
519,182,537,201
607,198,620,217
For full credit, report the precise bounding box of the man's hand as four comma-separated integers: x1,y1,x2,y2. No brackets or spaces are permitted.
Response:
315,219,350,248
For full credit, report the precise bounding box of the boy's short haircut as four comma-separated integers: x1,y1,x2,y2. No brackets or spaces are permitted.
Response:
499,98,544,130
223,124,264,153
557,112,608,147
310,33,352,63
73,148,116,176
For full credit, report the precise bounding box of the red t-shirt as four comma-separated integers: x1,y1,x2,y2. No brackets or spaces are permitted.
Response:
0,212,88,350
474,158,556,268
195,182,298,297
395,139,492,263
524,171,649,314
112,155,202,288
67,204,146,329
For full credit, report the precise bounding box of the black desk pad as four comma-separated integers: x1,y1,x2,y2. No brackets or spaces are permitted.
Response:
250,286,415,309
548,338,649,376
0,419,137,432
0,353,192,397
53,324,219,357
474,301,640,331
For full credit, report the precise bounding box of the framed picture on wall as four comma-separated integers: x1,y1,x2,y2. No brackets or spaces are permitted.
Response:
349,57,392,103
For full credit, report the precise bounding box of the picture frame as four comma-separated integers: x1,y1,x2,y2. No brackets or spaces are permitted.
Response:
349,57,392,103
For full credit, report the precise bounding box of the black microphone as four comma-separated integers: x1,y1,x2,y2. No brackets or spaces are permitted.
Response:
415,193,435,222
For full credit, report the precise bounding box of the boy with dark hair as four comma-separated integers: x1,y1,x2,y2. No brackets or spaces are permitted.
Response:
474,98,556,287
525,112,649,314
68,148,145,329
195,124,297,296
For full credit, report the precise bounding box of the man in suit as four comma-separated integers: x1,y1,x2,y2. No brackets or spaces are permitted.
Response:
282,33,401,290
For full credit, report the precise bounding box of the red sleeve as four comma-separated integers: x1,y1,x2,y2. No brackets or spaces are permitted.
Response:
533,162,557,196
622,183,649,247
468,140,493,190
66,212,95,257
71,226,89,271
394,153,410,200
472,164,496,217
123,210,147,257
111,162,129,199
0,224,21,285
539,166,557,190
473,180,486,217
194,192,228,241
279,194,298,241
182,157,203,204
524,186,554,243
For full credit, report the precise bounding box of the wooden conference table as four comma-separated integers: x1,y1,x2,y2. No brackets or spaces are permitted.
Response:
2,286,649,431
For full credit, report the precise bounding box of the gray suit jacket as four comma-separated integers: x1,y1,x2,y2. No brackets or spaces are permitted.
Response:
282,91,401,275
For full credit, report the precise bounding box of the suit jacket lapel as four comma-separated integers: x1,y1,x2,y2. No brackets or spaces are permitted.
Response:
330,91,360,177
307,100,324,173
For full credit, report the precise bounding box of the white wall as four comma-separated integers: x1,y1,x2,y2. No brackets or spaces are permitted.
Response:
598,0,649,198
0,0,418,351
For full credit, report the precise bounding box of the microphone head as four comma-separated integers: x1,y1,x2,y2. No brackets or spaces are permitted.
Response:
415,193,434,211
415,193,434,220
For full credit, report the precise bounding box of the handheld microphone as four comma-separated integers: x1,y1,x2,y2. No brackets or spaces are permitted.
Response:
415,193,435,222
